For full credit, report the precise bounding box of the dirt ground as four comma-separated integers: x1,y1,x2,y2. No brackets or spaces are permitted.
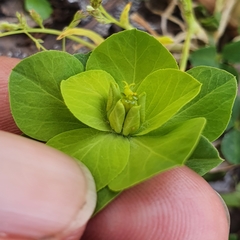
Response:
0,0,170,57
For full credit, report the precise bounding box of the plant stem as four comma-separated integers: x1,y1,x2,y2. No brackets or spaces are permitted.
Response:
62,37,66,52
99,5,133,30
0,28,96,50
214,0,236,43
179,0,194,71
24,31,47,51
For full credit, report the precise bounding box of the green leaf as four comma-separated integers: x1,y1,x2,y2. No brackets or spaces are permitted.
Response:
226,95,240,131
228,234,239,240
61,70,116,132
221,183,240,208
221,129,240,164
189,47,220,68
194,5,219,31
199,15,219,31
222,41,240,63
109,117,206,191
47,128,130,191
86,29,178,91
185,136,223,176
74,52,91,70
136,69,202,135
94,187,121,215
25,0,52,20
9,51,85,141
165,66,237,142
58,28,104,46
220,63,239,82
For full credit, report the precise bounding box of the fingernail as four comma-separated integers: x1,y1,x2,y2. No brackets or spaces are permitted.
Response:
60,162,97,240
215,191,230,227
0,131,96,239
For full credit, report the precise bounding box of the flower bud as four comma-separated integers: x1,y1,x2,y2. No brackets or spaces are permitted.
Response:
121,97,138,113
109,100,126,134
138,92,146,123
87,5,111,24
106,81,146,135
123,105,141,136
90,0,102,9
16,12,28,29
68,10,86,29
106,82,121,117
0,22,20,31
121,81,138,112
29,10,44,29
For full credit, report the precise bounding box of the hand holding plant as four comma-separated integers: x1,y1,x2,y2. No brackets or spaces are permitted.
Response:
0,28,235,239
0,56,229,238
8,29,236,212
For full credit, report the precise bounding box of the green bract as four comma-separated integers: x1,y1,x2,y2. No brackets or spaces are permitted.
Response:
9,29,237,213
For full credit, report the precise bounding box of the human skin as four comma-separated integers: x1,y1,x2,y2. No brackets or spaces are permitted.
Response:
0,56,229,240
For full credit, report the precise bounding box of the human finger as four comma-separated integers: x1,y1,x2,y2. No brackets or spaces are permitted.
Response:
82,166,229,240
0,130,96,239
0,56,21,134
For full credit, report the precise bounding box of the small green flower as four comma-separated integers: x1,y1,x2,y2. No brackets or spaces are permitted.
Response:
106,81,144,136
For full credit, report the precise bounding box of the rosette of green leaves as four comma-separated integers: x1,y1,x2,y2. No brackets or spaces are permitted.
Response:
9,30,237,213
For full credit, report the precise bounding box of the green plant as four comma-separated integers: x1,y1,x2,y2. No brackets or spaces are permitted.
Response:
221,95,240,164
9,29,237,213
189,41,240,165
229,233,238,240
24,0,53,20
189,42,240,80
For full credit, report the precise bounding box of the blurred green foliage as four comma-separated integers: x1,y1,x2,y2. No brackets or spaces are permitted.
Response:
24,0,52,20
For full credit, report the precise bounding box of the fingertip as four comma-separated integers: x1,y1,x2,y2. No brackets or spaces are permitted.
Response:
0,57,20,73
0,131,96,239
61,162,97,240
83,166,229,240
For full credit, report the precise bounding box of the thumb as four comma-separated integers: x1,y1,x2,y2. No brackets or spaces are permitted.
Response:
0,130,96,240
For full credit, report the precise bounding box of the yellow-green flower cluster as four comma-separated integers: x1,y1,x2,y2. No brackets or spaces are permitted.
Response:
106,81,146,136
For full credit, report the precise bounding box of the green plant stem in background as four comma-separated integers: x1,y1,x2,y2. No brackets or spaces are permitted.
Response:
179,0,194,71
214,0,225,14
99,5,134,30
0,2,134,51
62,37,66,52
24,31,47,51
0,28,96,50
